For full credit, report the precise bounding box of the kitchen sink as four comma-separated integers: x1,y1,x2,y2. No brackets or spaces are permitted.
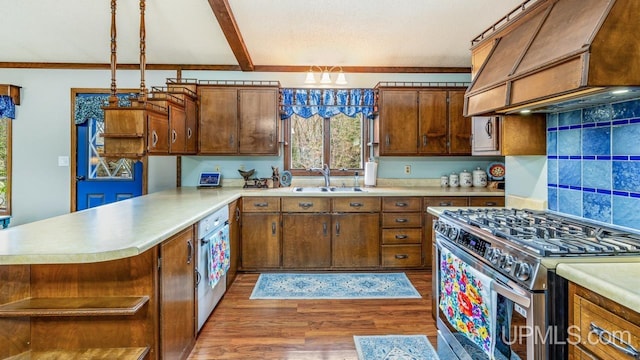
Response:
291,187,331,193
328,186,367,192
291,186,367,193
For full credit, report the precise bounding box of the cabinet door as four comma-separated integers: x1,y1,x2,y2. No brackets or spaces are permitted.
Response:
169,104,187,154
184,96,198,154
379,90,418,155
332,213,380,268
238,88,278,155
418,90,448,154
199,87,238,154
448,90,472,155
160,226,195,360
282,214,331,268
147,111,169,154
472,116,500,154
241,213,281,269
227,199,241,288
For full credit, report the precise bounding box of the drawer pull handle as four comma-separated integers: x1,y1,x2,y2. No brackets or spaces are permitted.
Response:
439,202,452,206
589,322,640,358
350,202,363,207
395,234,408,239
395,254,408,259
254,202,269,207
485,202,497,206
395,218,408,223
395,202,408,207
271,222,277,235
323,223,328,236
298,202,313,209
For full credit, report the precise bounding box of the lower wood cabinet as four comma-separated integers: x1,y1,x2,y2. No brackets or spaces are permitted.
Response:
381,197,423,268
332,212,380,268
241,212,281,269
227,199,241,288
569,282,640,360
283,213,332,268
159,226,196,360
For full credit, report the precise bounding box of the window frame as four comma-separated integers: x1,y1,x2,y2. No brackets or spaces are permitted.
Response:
283,112,371,177
0,118,11,216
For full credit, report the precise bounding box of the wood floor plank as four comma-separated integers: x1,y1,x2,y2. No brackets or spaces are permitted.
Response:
188,271,436,360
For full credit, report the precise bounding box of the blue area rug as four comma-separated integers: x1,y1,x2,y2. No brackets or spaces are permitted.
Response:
249,272,421,299
354,335,438,360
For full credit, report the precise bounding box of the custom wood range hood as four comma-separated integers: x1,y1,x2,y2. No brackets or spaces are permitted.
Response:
464,0,640,116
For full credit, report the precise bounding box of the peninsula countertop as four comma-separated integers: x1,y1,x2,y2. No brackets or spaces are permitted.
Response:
0,185,504,265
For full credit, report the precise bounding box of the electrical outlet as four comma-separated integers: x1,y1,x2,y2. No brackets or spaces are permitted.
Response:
215,165,221,172
404,165,411,174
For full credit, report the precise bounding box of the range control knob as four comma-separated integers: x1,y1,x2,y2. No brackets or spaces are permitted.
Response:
448,227,459,241
488,249,501,264
514,262,532,281
501,255,514,272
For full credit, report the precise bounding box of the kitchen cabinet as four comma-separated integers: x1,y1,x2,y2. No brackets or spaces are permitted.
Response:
472,114,546,155
376,87,470,156
282,197,332,268
159,226,196,360
240,197,281,269
381,197,423,268
103,101,169,157
227,199,241,288
332,197,381,268
198,86,279,155
569,282,640,360
166,80,198,154
147,91,187,154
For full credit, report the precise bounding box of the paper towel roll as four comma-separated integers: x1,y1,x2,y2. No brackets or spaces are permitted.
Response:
364,161,377,187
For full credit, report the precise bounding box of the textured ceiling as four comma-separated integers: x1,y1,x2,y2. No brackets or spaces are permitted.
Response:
1,0,526,69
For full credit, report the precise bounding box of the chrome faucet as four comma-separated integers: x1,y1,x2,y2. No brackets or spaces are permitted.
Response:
309,164,331,187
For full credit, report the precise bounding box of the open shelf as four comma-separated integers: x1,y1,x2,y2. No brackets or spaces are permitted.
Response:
7,347,150,360
0,296,149,317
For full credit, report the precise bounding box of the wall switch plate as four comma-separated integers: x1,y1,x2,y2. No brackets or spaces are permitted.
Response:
58,156,69,167
404,165,411,174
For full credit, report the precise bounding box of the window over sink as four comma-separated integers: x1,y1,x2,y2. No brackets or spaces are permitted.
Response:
280,88,374,176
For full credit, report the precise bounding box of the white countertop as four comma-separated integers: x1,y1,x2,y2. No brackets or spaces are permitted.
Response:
0,186,504,265
556,262,640,313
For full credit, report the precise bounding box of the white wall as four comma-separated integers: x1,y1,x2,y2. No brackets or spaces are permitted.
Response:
148,156,178,193
504,155,547,201
0,68,175,225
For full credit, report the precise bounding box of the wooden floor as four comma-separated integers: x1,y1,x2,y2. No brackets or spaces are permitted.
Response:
187,271,437,360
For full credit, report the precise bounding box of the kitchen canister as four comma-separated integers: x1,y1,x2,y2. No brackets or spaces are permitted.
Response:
449,172,459,187
473,167,488,187
459,169,473,187
440,175,449,187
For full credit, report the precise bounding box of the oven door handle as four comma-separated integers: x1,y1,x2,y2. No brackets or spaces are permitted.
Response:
492,280,531,308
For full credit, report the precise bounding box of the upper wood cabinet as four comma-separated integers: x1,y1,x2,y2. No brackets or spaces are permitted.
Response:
377,87,470,156
103,101,169,158
471,114,546,155
198,86,279,155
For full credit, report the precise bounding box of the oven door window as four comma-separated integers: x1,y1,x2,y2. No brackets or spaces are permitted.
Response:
495,295,528,360
439,246,496,358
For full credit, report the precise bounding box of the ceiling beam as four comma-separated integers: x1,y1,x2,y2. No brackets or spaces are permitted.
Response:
0,62,470,73
207,0,254,71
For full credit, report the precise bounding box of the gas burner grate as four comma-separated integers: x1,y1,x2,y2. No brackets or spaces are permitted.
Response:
443,208,640,256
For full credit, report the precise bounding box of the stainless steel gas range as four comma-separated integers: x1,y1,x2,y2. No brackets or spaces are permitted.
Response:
432,208,640,360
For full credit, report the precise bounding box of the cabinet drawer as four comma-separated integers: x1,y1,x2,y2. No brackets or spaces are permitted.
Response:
332,197,381,212
573,294,640,360
382,197,422,212
382,213,422,228
469,196,505,207
423,196,468,208
242,197,280,212
381,245,422,267
281,197,330,213
382,229,422,245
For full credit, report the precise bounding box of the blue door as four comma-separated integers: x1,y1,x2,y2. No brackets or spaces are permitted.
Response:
75,93,143,211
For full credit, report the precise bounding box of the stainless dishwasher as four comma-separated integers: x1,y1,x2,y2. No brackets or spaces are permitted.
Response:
196,206,230,332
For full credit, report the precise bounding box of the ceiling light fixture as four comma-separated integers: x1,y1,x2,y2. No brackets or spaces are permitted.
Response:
304,65,347,86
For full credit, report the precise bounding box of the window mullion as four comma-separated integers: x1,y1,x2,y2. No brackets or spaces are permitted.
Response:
323,117,331,169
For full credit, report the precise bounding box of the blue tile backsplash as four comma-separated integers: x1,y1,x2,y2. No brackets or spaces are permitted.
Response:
547,98,640,231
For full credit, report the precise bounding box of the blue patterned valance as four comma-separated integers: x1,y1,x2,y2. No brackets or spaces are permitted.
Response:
0,96,15,119
280,88,375,119
74,93,137,125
